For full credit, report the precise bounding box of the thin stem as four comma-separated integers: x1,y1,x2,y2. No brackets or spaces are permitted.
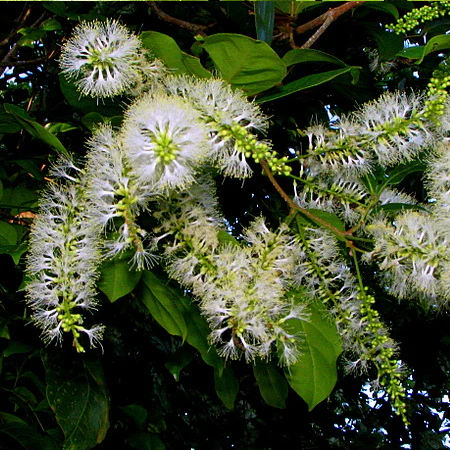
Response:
260,159,356,249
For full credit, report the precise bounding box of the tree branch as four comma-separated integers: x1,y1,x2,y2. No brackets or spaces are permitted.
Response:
295,1,364,49
147,1,215,37
260,159,356,248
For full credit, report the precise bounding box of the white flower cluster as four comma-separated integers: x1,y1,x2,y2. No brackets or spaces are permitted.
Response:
27,20,302,358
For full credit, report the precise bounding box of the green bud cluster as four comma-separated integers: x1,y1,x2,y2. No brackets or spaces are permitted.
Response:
220,124,292,176
358,287,408,425
388,1,450,34
425,57,450,125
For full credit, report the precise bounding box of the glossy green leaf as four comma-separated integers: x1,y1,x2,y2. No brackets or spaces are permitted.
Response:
214,366,239,409
370,29,404,61
3,104,69,157
201,33,287,95
255,1,275,44
361,2,399,20
275,1,318,15
0,111,22,133
44,353,109,450
397,34,450,64
140,271,223,370
98,257,142,303
283,49,348,67
140,271,188,341
283,302,341,411
140,31,211,79
257,67,355,103
253,360,288,409
165,346,196,381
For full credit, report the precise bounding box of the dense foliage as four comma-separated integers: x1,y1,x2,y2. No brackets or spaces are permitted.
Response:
1,1,450,449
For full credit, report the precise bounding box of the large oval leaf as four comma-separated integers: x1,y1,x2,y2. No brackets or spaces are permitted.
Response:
214,366,239,409
283,302,341,411
201,33,287,95
43,353,109,450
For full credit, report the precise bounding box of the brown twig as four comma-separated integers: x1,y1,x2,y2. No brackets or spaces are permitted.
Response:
260,159,356,248
147,1,215,37
294,1,364,49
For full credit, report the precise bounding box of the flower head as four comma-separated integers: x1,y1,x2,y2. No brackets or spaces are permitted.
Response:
60,20,144,97
122,92,210,192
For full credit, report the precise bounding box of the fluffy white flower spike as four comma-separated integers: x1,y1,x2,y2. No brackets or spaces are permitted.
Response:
60,20,144,97
122,92,210,193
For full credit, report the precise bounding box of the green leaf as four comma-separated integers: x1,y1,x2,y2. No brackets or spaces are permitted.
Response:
40,17,62,31
3,341,33,357
17,28,46,48
201,33,287,95
361,2,399,20
384,161,427,186
376,202,429,214
44,353,109,450
140,271,189,341
81,112,122,132
165,346,196,381
0,222,17,246
370,29,405,61
119,404,147,428
282,49,348,67
214,365,239,409
128,431,165,450
140,31,211,79
140,271,223,370
98,257,142,303
275,1,317,15
0,423,60,450
255,1,275,44
0,110,23,133
283,302,341,411
257,67,356,103
397,34,450,64
3,104,69,157
253,360,288,409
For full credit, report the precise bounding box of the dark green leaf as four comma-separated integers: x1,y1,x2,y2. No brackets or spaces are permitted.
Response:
140,271,223,369
128,431,165,450
0,111,22,134
214,365,239,409
201,33,287,95
283,49,347,67
140,271,189,341
255,1,275,44
396,34,450,64
377,202,429,214
362,2,399,20
370,29,405,61
119,404,148,428
275,1,318,15
283,302,341,411
140,31,211,79
44,353,109,450
257,67,356,103
3,341,33,357
0,423,60,450
384,161,427,186
40,18,62,31
253,360,288,409
3,104,69,157
165,346,196,381
0,222,17,246
98,257,142,303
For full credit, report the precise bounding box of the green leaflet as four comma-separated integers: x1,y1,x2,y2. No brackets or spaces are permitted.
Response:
43,353,109,450
397,34,450,64
257,67,357,103
201,33,287,95
139,271,223,370
165,346,197,381
283,302,341,411
140,31,211,79
253,360,288,409
214,365,239,409
3,104,69,157
98,257,142,303
282,48,348,67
